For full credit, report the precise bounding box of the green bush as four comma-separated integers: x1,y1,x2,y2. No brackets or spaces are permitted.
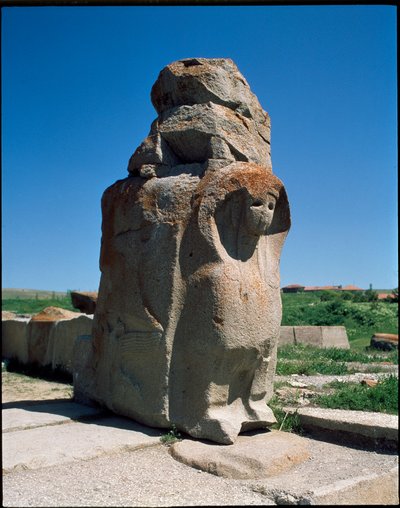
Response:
315,375,398,414
269,397,303,433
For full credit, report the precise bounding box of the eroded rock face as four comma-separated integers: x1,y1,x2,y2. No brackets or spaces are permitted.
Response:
128,58,271,177
70,291,98,315
75,58,290,444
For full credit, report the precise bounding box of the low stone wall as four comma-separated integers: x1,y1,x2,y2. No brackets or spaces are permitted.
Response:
3,318,350,374
279,326,350,349
2,314,94,374
2,317,30,364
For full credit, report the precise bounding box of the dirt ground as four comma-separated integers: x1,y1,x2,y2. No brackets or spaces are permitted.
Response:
2,363,397,412
1,369,73,404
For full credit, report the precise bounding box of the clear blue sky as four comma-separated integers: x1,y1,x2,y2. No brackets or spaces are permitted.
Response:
2,5,397,292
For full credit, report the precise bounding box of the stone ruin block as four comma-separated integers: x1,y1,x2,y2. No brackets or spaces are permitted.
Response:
321,326,350,349
2,307,93,374
74,58,291,444
2,315,30,364
51,316,94,373
280,326,350,349
293,326,323,347
279,326,296,346
70,291,98,314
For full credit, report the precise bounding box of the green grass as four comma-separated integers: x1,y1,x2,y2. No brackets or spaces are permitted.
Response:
278,343,398,364
2,288,69,300
276,358,349,376
2,296,76,315
3,289,397,351
281,292,398,350
269,396,304,433
160,425,182,445
314,375,398,414
276,343,398,375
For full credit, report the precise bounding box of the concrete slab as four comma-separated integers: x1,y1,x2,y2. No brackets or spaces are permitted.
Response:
2,415,398,505
285,407,398,451
321,325,350,349
278,326,295,346
1,387,398,505
247,435,398,506
294,326,322,346
170,430,310,479
310,466,399,505
2,401,103,432
2,415,162,473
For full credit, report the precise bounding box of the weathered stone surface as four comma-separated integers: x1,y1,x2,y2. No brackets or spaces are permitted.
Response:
285,407,398,451
2,311,17,320
370,333,398,351
2,317,30,364
279,326,295,346
128,58,271,177
3,414,161,473
3,401,102,433
1,308,94,374
74,58,290,444
321,326,350,349
28,307,81,368
50,315,94,374
280,326,350,349
70,291,98,314
31,307,80,322
170,430,310,479
294,326,323,347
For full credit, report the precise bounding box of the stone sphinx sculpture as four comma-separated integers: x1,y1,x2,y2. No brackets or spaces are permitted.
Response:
74,58,290,444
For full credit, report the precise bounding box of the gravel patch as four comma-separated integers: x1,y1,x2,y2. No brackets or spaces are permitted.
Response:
2,445,272,507
275,370,398,389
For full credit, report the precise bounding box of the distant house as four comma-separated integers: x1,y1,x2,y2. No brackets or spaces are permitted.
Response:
341,285,363,292
283,284,365,293
377,293,395,301
304,285,342,292
281,284,305,293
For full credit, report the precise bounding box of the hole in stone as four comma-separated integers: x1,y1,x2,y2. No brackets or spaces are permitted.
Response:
252,200,263,207
189,252,193,257
268,202,275,210
228,144,248,162
182,59,203,67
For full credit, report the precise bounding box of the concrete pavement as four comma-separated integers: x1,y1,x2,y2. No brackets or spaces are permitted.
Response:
2,398,398,505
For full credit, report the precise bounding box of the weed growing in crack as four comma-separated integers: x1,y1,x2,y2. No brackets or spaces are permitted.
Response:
160,424,182,445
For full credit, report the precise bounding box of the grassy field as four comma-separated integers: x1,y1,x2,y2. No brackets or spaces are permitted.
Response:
281,290,398,350
2,296,76,314
2,287,398,350
276,343,398,376
2,288,69,299
2,288,398,435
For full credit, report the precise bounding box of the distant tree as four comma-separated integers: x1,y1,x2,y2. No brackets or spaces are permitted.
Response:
340,291,354,301
364,289,378,302
388,287,398,303
319,290,339,302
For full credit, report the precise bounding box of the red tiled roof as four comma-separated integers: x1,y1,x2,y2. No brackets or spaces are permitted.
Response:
377,293,395,300
304,286,341,291
285,284,367,292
